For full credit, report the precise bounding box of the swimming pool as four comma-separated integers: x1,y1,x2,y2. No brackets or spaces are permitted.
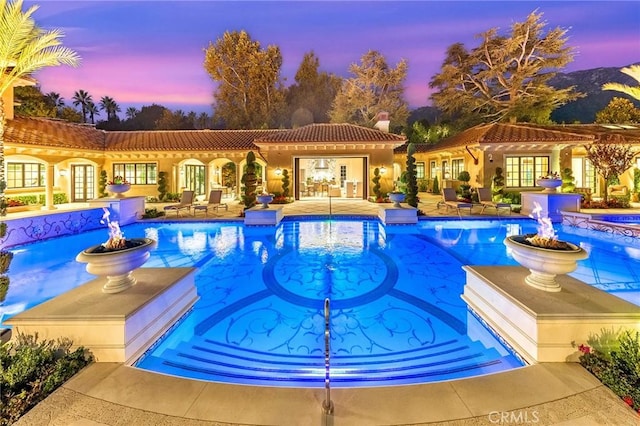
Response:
2,218,639,387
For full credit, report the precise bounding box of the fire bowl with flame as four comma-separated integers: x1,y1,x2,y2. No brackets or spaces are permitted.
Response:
76,208,157,293
504,200,588,292
76,238,157,293
504,235,587,292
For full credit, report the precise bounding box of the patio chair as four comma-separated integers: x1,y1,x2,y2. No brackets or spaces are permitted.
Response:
477,187,511,216
163,190,194,217
436,187,473,217
192,189,228,216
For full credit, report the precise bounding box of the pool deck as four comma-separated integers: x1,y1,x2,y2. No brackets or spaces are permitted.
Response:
10,194,640,425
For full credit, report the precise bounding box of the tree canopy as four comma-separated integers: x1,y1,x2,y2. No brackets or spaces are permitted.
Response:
204,30,286,129
329,50,409,130
429,10,581,125
595,97,640,124
286,51,341,126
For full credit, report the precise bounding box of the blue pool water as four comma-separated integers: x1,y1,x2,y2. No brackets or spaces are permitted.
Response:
2,218,639,387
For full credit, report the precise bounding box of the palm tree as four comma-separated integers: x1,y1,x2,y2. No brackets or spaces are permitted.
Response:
0,0,79,301
87,100,99,124
125,107,138,120
603,65,640,101
44,91,64,116
72,89,92,123
99,95,121,120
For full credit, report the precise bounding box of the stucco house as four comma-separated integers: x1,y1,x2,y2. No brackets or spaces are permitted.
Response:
393,122,640,199
4,116,407,208
4,89,640,209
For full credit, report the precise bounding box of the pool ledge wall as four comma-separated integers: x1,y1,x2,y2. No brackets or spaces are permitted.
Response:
562,211,640,238
377,204,418,224
244,205,284,225
462,265,640,364
6,267,198,363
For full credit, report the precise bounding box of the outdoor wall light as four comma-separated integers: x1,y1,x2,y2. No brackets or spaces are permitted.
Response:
59,169,68,177
488,154,493,163
275,167,282,176
379,165,386,175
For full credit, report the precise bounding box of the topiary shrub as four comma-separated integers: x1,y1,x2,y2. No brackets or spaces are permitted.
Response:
372,167,382,202
281,169,290,198
98,170,108,198
432,176,440,194
241,151,258,209
457,171,472,200
491,167,505,201
561,168,576,193
157,171,168,201
405,143,418,207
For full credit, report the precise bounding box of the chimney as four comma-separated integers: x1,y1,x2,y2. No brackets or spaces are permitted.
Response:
374,111,390,132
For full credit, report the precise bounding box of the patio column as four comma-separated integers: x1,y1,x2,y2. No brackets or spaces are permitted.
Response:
550,147,561,174
235,161,242,200
44,162,56,210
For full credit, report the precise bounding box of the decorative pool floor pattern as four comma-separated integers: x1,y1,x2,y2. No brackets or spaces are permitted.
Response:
136,220,522,386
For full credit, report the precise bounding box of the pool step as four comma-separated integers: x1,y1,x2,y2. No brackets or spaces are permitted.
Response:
137,335,519,387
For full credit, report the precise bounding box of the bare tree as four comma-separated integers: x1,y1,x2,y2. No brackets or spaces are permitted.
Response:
585,136,635,202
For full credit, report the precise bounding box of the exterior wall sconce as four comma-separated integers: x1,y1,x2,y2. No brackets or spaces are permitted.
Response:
275,167,282,176
444,172,451,179
379,165,386,175
59,169,68,177
488,154,493,163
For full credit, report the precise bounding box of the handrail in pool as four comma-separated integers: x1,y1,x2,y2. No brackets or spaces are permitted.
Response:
322,298,334,415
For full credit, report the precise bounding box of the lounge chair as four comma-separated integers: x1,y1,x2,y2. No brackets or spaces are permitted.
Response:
477,187,511,216
164,190,194,217
436,187,473,217
192,189,228,216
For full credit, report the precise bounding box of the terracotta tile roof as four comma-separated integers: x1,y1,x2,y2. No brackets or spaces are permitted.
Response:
255,123,406,144
522,123,640,143
5,116,105,150
104,129,279,151
395,122,596,154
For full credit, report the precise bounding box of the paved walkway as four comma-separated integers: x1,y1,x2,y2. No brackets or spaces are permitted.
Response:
11,194,640,425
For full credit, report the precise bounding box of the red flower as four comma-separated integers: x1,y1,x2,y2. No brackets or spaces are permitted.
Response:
578,344,591,354
108,176,129,185
622,396,633,406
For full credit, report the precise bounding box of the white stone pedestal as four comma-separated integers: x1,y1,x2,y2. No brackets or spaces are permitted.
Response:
521,192,581,223
88,196,145,225
6,267,198,363
462,265,640,364
244,205,284,225
378,205,418,225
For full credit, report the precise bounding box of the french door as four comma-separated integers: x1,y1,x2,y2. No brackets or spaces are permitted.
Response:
72,165,95,201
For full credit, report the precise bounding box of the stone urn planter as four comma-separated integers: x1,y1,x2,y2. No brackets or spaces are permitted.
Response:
504,235,588,292
106,183,131,198
388,192,406,207
256,194,274,209
76,238,157,293
536,178,562,193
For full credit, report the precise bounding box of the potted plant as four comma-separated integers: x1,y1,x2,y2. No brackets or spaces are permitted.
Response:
536,171,562,193
388,191,406,207
106,176,131,198
256,193,274,208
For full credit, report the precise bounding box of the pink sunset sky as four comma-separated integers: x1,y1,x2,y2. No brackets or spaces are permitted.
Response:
26,1,640,117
